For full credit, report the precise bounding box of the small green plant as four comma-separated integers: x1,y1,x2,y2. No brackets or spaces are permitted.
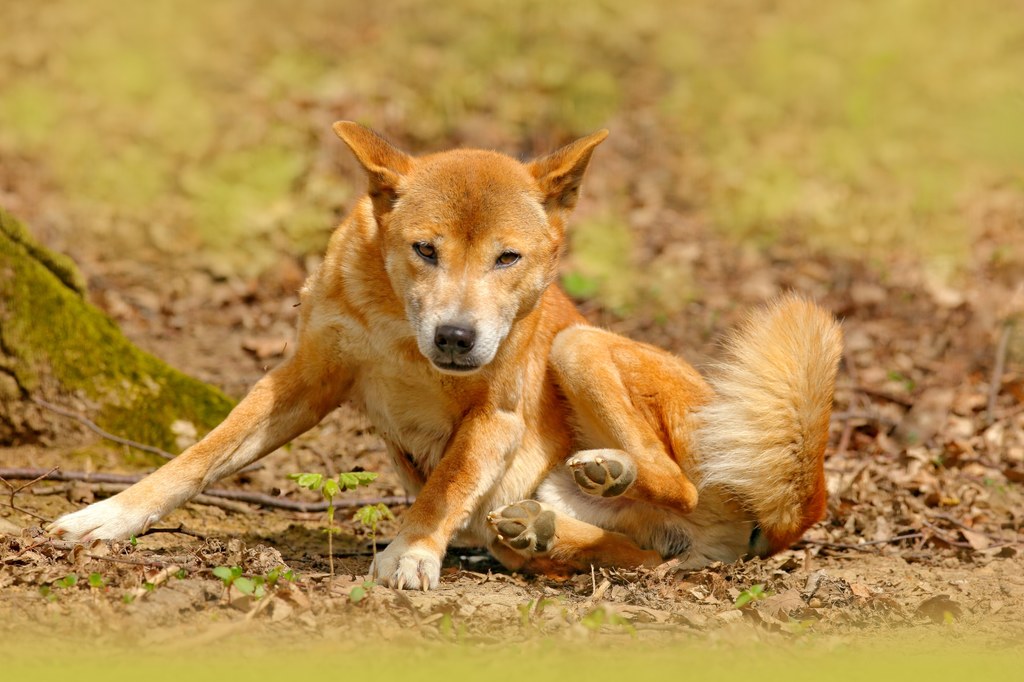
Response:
288,470,378,578
735,583,771,608
212,566,261,599
517,597,558,628
40,573,78,602
87,572,105,589
53,573,78,589
348,579,376,605
353,502,394,564
212,565,296,602
580,606,636,636
886,370,916,392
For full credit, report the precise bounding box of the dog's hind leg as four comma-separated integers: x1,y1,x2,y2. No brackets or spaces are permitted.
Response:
550,326,710,513
488,500,662,572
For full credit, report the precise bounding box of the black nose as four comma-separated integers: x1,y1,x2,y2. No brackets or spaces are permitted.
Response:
434,325,476,354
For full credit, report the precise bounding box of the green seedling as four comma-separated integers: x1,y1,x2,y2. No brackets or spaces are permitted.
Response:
735,583,771,608
212,565,260,599
517,597,559,628
87,572,105,589
349,579,376,605
580,606,636,636
213,565,295,602
53,573,78,589
40,573,78,602
289,470,378,579
265,566,296,587
353,502,394,564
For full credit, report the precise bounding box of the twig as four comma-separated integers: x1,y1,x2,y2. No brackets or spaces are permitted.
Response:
31,397,175,460
920,521,976,549
0,465,58,523
85,553,172,568
834,420,854,458
0,468,412,512
831,411,900,427
927,513,1022,546
854,386,914,408
800,533,925,552
987,322,1012,425
138,524,208,541
0,502,50,523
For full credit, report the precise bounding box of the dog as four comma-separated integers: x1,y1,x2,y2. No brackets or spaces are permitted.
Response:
49,123,842,589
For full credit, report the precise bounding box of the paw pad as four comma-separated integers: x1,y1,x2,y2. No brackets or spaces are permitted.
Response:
567,450,635,498
488,500,555,554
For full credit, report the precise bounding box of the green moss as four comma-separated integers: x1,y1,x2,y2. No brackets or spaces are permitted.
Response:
0,208,234,454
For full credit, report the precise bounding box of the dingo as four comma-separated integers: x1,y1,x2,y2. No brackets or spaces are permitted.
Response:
50,123,842,589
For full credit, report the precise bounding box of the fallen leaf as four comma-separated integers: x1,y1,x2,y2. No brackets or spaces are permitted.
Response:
960,529,991,551
760,589,805,619
915,594,962,623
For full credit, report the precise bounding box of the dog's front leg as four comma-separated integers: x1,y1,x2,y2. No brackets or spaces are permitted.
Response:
371,409,524,590
48,343,351,542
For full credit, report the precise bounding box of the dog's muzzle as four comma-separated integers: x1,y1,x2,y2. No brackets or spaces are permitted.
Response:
430,324,482,373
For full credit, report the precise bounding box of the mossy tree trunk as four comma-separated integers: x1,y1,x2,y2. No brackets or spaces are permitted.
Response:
0,208,234,454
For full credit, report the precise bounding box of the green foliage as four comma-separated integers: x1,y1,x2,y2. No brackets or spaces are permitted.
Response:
87,573,105,589
735,584,771,609
579,606,636,636
353,503,394,529
349,580,376,605
518,597,559,628
53,574,78,589
289,470,384,580
353,502,394,565
287,471,377,498
212,565,294,600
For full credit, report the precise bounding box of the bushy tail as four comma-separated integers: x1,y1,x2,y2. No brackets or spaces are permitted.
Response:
694,294,843,554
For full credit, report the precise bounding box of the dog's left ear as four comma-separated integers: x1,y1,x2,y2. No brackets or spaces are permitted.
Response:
333,121,413,220
528,130,609,214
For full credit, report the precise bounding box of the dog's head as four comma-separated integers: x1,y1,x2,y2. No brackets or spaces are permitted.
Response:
333,122,607,375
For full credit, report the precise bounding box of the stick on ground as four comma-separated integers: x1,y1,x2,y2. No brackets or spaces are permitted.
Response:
0,467,412,513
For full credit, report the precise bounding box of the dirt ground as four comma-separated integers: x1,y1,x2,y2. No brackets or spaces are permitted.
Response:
2,0,1023,654
2,224,1023,651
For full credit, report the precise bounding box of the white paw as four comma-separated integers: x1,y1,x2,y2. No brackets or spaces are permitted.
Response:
47,497,158,542
369,538,442,590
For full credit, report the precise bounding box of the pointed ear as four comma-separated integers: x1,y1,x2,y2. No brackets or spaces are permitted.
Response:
528,130,609,213
332,121,413,219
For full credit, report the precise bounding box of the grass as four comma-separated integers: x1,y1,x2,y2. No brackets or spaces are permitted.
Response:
1,0,1021,297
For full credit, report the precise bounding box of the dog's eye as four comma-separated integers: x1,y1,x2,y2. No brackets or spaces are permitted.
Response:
413,242,437,263
495,251,520,268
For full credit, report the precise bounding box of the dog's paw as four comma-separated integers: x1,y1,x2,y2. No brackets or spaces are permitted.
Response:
47,498,155,542
369,539,442,590
488,500,556,555
567,449,636,498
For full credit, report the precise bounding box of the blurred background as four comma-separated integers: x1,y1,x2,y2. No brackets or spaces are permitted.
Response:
2,0,1022,305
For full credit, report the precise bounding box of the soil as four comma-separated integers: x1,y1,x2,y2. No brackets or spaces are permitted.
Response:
2,223,1023,652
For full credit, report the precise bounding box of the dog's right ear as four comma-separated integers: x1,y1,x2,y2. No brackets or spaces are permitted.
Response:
333,121,413,220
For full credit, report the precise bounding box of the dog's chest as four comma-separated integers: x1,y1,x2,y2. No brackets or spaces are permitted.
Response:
350,368,454,471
